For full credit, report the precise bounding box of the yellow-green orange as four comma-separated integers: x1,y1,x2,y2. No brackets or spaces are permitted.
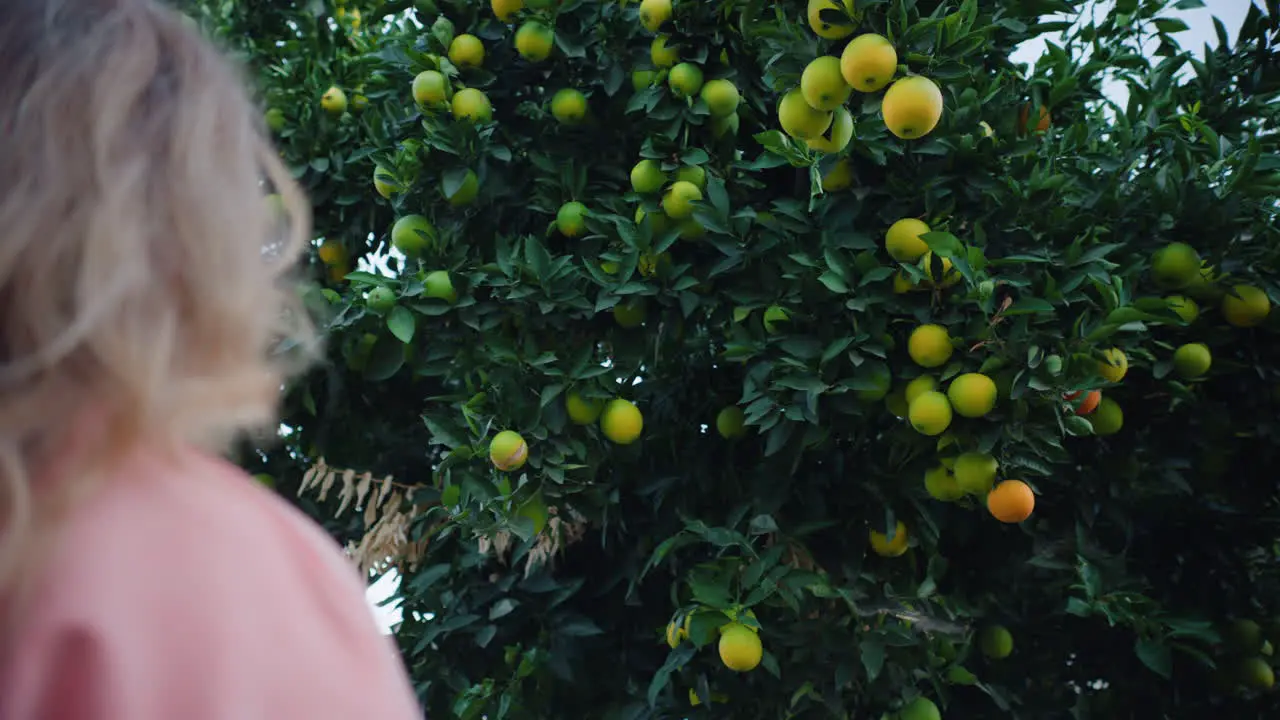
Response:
492,0,523,21
675,165,706,188
869,521,909,557
908,324,953,368
806,0,858,40
856,366,892,402
448,34,485,68
840,33,897,92
515,21,555,61
1238,656,1275,690
924,465,963,501
954,452,997,494
778,89,833,140
900,698,941,720
412,70,449,105
651,35,678,67
806,106,853,153
1167,295,1199,323
665,621,686,648
1172,342,1211,379
1150,242,1202,289
904,375,937,405
908,391,952,436
716,406,746,439
373,166,402,199
443,169,479,206
662,180,701,219
391,214,434,257
600,399,643,444
800,56,851,111
886,218,930,262
763,306,789,334
921,251,959,287
551,88,587,124
630,159,665,194
452,88,492,122
613,301,645,328
556,201,589,237
821,158,854,190
638,0,672,31
980,625,1014,659
1222,284,1271,327
718,623,763,672
1098,348,1128,383
700,79,740,117
489,430,528,471
424,271,457,303
321,86,347,114
882,75,944,140
947,373,997,418
1090,397,1123,435
668,62,704,98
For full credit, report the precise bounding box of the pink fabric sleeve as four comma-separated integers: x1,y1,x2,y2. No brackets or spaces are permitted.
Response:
0,449,422,720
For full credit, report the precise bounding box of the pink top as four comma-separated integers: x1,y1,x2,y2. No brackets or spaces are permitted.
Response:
0,447,421,719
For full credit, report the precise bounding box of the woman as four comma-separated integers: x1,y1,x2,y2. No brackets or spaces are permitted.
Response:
0,0,421,717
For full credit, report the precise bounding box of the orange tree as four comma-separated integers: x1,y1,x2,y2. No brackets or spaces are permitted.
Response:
197,0,1280,716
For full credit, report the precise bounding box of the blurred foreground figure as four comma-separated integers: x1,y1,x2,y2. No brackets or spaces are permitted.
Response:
0,1,421,717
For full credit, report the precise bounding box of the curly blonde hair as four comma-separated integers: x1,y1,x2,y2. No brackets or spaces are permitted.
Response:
0,0,316,590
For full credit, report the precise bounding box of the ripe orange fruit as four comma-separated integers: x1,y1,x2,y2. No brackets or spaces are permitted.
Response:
1018,103,1050,133
1065,389,1101,416
987,480,1034,523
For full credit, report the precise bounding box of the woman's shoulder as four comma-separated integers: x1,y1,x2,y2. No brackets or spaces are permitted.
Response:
3,446,421,719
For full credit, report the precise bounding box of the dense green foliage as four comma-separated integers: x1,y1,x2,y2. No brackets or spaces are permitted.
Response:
193,0,1280,716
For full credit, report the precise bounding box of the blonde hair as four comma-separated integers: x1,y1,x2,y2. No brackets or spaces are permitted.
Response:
0,0,316,591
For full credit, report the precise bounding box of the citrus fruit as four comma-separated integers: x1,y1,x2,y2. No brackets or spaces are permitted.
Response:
668,62,704,98
953,452,997,494
391,214,435,257
651,35,678,67
1172,342,1211,379
908,391,952,436
366,286,395,314
869,521,908,557
885,218,931,263
904,375,937,404
448,34,485,68
1151,242,1202,289
443,169,479,206
1238,656,1275,690
1225,619,1264,655
515,21,555,61
980,625,1013,659
778,89,834,140
675,165,706,188
947,373,997,418
630,159,666,194
424,270,457,302
908,324,953,368
556,201,588,237
716,406,747,438
373,166,402,199
318,239,347,266
321,86,348,114
412,70,449,105
806,0,858,40
566,391,605,425
806,106,854,153
638,0,672,31
899,697,941,720
515,495,548,534
893,271,916,293
264,107,286,132
1166,295,1199,323
763,306,789,334
881,75,943,140
700,78,740,117
987,480,1034,523
632,69,657,90
979,120,995,137
451,87,493,122
1185,264,1221,301
600,399,643,444
840,33,898,92
665,620,687,648
1018,103,1051,133
821,158,854,190
1065,389,1101,416
1097,347,1128,383
884,388,909,418
678,219,705,239
718,623,763,672
489,430,529,471
613,301,645,328
254,473,276,489
492,0,523,21
551,88,588,124
1089,397,1123,435
1221,284,1271,327
710,112,740,139
855,366,892,402
801,56,851,111
662,180,702,219
921,251,960,287
924,465,964,501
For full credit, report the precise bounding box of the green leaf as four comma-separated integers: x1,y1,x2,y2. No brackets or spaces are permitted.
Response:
1134,637,1172,678
860,639,885,681
387,306,415,343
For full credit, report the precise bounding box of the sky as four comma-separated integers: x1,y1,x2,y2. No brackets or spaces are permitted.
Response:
362,0,1262,635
